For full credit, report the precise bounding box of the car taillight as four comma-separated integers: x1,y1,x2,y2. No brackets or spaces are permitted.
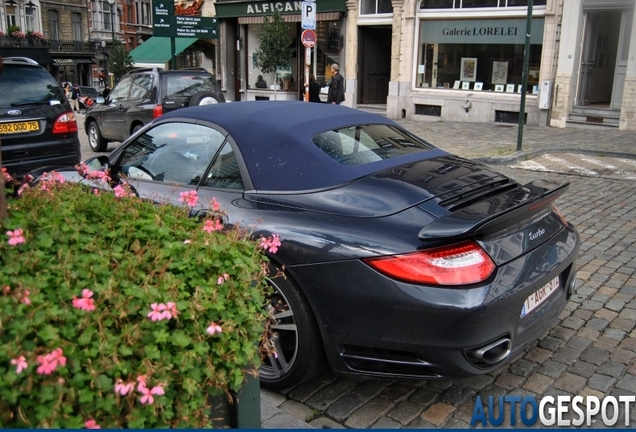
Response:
52,112,78,134
153,104,163,118
363,241,496,286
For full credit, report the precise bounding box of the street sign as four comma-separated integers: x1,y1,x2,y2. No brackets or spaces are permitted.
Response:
305,47,311,66
301,29,317,48
152,0,219,39
301,1,316,30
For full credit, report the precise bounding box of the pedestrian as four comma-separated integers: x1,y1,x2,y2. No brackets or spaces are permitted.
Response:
70,83,81,112
255,75,267,88
102,84,111,98
63,83,71,100
308,74,321,103
327,63,345,105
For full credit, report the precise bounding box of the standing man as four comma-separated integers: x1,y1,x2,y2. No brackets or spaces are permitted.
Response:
327,63,345,105
70,84,81,113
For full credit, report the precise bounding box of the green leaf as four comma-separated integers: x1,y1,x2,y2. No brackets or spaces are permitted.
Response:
171,330,191,348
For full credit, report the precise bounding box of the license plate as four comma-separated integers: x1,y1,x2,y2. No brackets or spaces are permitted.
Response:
0,121,40,135
520,276,559,318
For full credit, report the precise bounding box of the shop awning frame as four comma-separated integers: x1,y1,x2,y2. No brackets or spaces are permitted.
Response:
129,37,198,66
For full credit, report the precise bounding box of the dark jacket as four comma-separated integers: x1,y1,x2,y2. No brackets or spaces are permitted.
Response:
71,87,81,100
327,73,345,104
308,81,321,103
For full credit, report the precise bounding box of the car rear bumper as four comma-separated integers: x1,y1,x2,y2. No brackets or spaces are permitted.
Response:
289,225,580,380
2,139,81,178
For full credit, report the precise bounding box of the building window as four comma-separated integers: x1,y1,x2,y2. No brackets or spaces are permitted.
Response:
48,9,59,40
126,0,132,23
416,18,544,93
420,0,545,8
99,0,114,31
72,12,82,41
6,5,17,28
25,5,36,32
360,0,392,15
135,1,150,25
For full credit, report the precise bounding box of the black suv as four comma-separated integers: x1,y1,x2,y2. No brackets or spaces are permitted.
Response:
85,67,226,152
0,57,81,178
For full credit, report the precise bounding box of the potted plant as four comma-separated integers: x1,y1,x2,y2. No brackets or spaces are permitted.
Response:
0,169,273,427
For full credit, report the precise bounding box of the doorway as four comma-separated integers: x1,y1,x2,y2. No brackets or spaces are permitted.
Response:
576,10,632,109
358,26,391,104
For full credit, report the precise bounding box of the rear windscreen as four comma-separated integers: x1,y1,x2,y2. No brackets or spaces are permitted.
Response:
0,66,65,109
164,74,219,100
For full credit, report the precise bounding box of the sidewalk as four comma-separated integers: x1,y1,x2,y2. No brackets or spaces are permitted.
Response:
258,119,636,429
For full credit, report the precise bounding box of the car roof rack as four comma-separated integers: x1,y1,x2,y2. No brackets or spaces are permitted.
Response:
4,57,39,65
125,67,162,74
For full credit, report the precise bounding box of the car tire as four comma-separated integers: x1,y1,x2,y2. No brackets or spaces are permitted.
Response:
188,92,221,106
132,124,143,136
88,121,108,153
260,265,327,391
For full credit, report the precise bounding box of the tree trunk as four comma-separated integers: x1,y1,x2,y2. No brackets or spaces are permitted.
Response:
0,139,8,220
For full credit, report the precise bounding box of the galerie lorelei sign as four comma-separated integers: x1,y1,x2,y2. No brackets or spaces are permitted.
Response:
420,18,545,45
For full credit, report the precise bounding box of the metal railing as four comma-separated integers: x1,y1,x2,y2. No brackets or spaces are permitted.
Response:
0,36,94,53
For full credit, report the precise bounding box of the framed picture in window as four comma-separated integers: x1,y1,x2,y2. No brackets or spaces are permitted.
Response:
517,84,524,93
528,67,540,83
491,61,508,84
462,81,470,90
506,84,516,93
460,58,477,82
453,80,461,89
474,82,483,91
494,84,505,92
532,85,539,94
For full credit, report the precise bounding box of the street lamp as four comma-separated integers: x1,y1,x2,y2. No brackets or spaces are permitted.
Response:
101,40,109,88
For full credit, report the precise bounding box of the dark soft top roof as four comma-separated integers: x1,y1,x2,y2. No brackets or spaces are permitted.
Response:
160,101,445,191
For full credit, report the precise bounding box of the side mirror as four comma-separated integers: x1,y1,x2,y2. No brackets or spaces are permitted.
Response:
84,155,110,172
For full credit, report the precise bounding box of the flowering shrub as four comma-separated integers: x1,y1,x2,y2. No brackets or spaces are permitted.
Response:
27,31,44,39
11,30,26,39
0,171,273,427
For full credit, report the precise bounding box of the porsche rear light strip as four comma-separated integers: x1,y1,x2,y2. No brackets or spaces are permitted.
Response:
364,240,495,286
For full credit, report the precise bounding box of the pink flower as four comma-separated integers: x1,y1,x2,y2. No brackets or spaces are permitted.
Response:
203,219,223,233
212,197,220,211
178,190,198,208
17,183,29,196
11,356,28,374
85,419,101,429
216,273,229,285
85,169,111,184
138,384,166,405
93,188,100,195
72,289,95,311
260,234,281,254
183,239,191,244
2,285,10,294
21,289,31,305
7,229,25,246
36,348,66,375
207,322,222,335
136,375,147,392
2,167,13,182
147,302,177,321
113,185,127,198
115,379,135,396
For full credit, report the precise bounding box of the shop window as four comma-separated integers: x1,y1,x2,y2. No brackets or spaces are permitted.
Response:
420,0,453,8
360,0,392,15
416,18,543,94
462,0,498,7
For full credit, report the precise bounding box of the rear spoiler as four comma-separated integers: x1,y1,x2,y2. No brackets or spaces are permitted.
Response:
418,180,570,240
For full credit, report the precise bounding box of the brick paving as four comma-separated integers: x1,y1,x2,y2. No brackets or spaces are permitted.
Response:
265,121,636,428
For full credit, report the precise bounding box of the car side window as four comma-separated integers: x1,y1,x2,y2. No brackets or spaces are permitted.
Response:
117,122,225,186
108,76,133,102
200,141,244,190
130,74,154,100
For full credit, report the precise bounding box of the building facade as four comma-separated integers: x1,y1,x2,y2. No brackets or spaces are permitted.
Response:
550,0,636,130
214,0,347,102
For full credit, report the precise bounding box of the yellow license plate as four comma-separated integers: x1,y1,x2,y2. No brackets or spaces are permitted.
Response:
0,121,40,135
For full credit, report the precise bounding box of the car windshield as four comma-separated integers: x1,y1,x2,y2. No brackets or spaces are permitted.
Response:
312,124,436,166
164,74,218,99
0,66,65,108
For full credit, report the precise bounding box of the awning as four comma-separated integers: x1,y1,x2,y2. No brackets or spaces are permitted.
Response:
129,37,198,66
239,11,341,24
52,58,94,65
0,46,52,64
